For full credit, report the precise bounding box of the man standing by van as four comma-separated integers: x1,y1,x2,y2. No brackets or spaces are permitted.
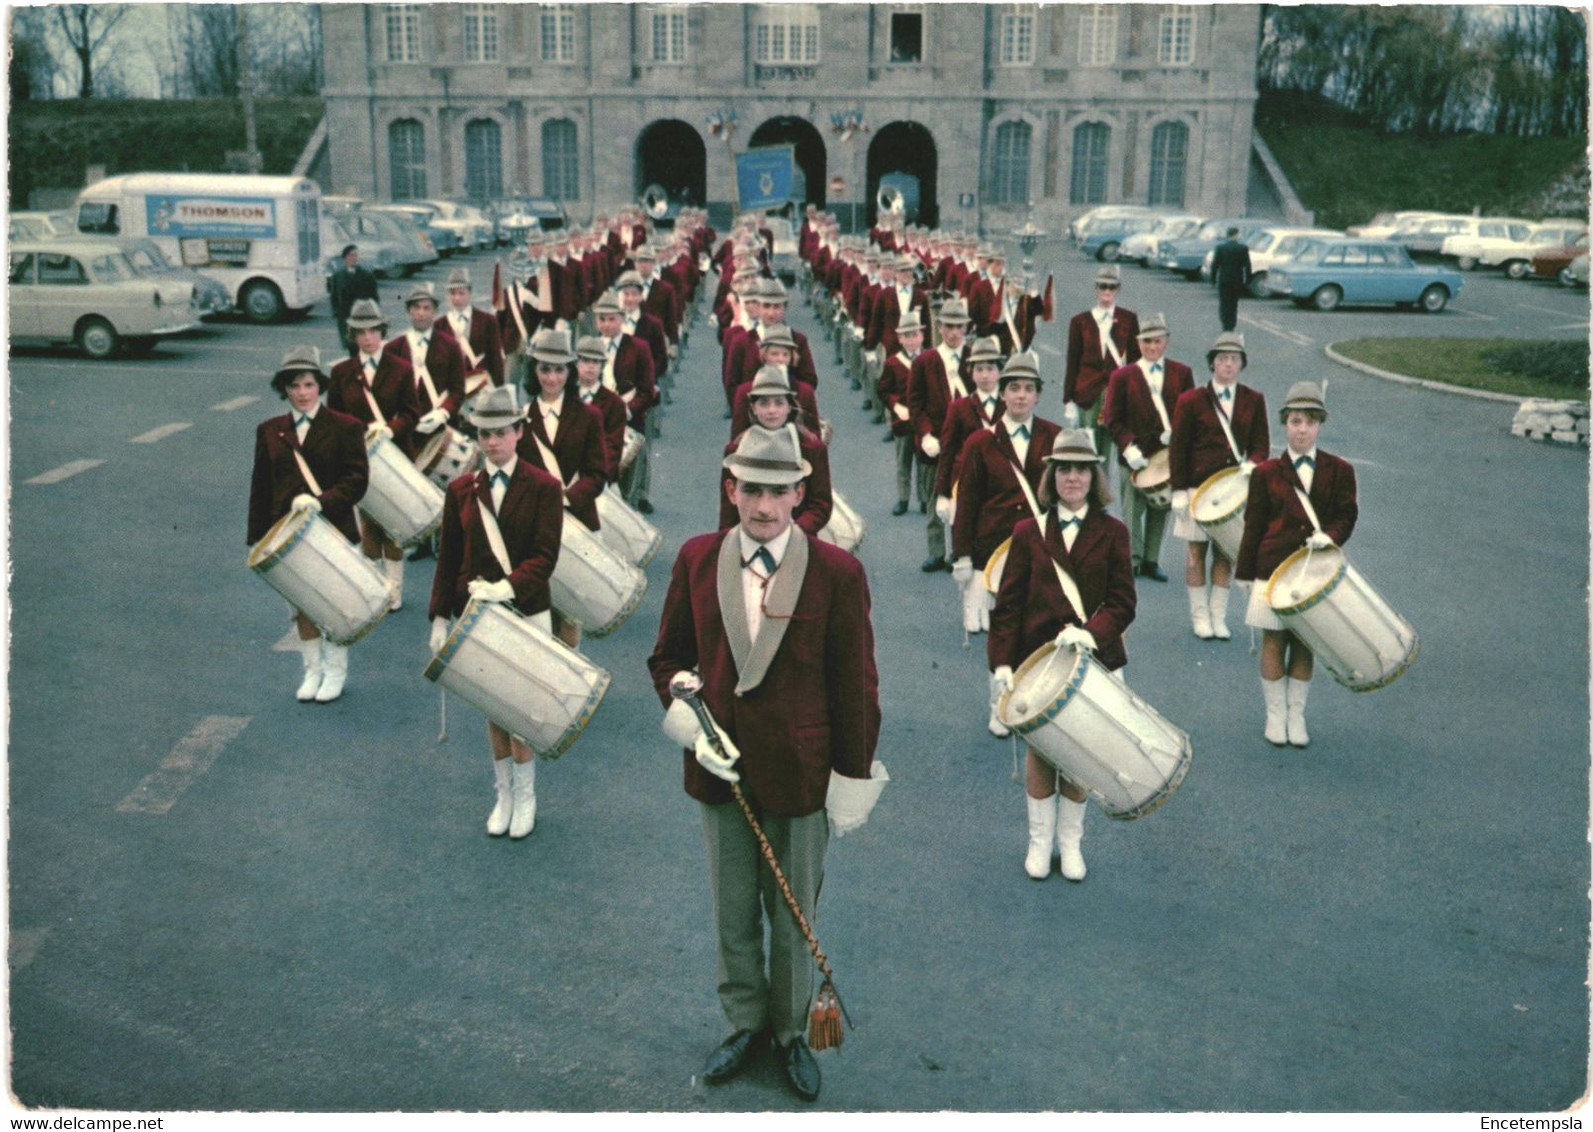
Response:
329,244,379,335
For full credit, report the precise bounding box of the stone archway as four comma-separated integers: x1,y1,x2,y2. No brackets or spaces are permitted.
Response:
748,116,828,209
635,119,708,209
866,121,937,227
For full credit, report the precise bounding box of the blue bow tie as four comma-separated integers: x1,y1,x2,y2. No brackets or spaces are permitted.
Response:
1060,515,1082,530
362,357,377,373
491,470,509,488
1294,455,1314,469
744,546,776,574
1012,424,1030,440
294,413,311,428
415,336,428,349
1218,387,1232,401
1149,363,1162,374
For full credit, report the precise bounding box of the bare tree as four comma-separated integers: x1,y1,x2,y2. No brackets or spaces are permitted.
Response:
53,3,130,98
10,7,58,101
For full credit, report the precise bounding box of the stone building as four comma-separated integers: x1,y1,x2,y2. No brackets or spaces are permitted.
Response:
319,3,1262,233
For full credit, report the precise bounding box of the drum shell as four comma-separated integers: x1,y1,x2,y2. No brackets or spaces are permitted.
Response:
361,435,446,547
817,489,866,554
1266,547,1419,692
1190,465,1249,561
620,427,646,473
1131,448,1172,510
424,599,610,759
550,512,648,637
595,484,662,568
999,642,1192,820
416,427,482,492
982,535,1012,595
249,510,392,645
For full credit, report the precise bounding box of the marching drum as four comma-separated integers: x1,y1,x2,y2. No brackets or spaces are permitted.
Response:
1131,448,1173,510
1190,465,1250,561
1266,546,1418,692
983,535,1012,596
595,484,662,568
248,510,392,645
415,427,481,492
999,642,1192,820
819,418,834,447
550,512,648,637
817,489,866,554
424,598,610,760
361,435,446,547
620,427,646,473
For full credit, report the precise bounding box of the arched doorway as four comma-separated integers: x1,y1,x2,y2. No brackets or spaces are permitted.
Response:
748,116,827,211
866,121,937,227
635,119,707,211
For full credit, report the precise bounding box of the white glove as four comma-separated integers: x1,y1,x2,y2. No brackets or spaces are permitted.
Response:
365,423,394,444
468,578,515,603
892,402,910,422
1238,459,1257,476
669,670,703,697
668,344,679,358
1160,429,1172,446
1171,490,1191,513
1306,531,1335,551
851,326,865,340
920,435,941,459
934,496,953,524
428,618,449,653
290,493,321,514
1123,445,1148,472
1062,402,1081,427
867,348,882,364
416,407,450,435
992,665,1014,691
826,762,890,838
694,726,741,783
1057,625,1098,652
951,557,974,585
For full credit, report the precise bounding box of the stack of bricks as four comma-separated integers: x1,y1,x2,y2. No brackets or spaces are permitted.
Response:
1510,398,1589,446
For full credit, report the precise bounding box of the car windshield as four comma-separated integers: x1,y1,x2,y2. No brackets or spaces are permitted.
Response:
1196,221,1232,240
89,253,135,281
124,247,163,274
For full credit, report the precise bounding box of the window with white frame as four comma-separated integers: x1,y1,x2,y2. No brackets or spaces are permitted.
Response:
1147,120,1188,206
990,120,1032,205
889,8,923,64
999,5,1035,66
543,118,580,200
389,119,427,199
1070,122,1110,205
753,4,820,65
463,4,499,63
541,4,578,63
465,120,504,201
1158,5,1195,65
384,4,424,63
651,6,688,64
1077,5,1117,66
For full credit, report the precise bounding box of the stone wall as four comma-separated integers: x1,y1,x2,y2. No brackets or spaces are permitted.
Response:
1510,398,1590,446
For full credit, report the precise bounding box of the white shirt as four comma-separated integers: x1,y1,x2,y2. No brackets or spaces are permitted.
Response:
1002,414,1033,466
601,335,620,390
976,390,1001,425
1056,504,1088,552
738,525,794,642
407,326,432,358
448,309,472,340
486,455,517,512
358,352,381,379
1289,446,1318,494
292,403,320,443
938,343,968,398
1139,356,1165,397
1212,379,1236,417
536,396,563,443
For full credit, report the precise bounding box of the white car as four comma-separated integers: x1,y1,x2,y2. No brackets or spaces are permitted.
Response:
1119,214,1204,265
420,200,494,250
1444,220,1589,277
1345,210,1451,239
1069,205,1158,243
9,240,197,358
1225,227,1343,297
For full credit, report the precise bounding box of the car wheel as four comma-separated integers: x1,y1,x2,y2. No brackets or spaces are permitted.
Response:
240,280,285,323
1504,259,1530,280
1559,265,1578,288
76,316,119,359
1419,284,1449,312
1311,285,1343,312
1455,255,1478,271
1248,273,1270,299
1097,242,1120,262
401,264,422,278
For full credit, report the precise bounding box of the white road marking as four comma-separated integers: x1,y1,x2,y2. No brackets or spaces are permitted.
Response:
115,715,251,815
24,459,105,485
12,360,274,378
1515,301,1578,316
129,422,193,444
1450,307,1499,322
211,395,261,411
1239,314,1313,347
10,927,50,972
1548,321,1589,332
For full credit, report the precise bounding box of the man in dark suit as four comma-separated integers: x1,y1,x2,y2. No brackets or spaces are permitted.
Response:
648,425,883,1105
1064,265,1140,456
1211,227,1253,332
327,244,379,338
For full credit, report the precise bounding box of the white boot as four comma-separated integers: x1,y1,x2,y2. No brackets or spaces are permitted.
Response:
1262,678,1288,746
487,758,514,836
1286,679,1311,748
960,575,984,633
1024,794,1057,880
295,637,324,702
384,557,404,611
978,586,993,632
1056,796,1088,881
987,671,1011,738
315,642,349,702
1209,585,1232,640
509,758,537,839
1188,584,1214,639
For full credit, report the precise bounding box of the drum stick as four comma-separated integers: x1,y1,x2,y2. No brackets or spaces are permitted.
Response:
438,689,448,742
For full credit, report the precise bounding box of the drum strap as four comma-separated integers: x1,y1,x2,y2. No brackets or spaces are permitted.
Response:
1294,486,1324,533
457,330,480,371
1211,387,1243,463
1099,317,1125,368
290,447,323,497
505,282,530,345
417,364,443,411
997,280,1022,351
532,424,566,486
360,378,387,429
1142,367,1173,436
528,267,553,314
1037,512,1089,626
476,489,514,575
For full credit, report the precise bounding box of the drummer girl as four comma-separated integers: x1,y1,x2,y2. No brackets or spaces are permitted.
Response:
1233,381,1358,748
1167,331,1270,641
988,429,1135,882
328,298,418,610
717,365,833,536
247,345,370,704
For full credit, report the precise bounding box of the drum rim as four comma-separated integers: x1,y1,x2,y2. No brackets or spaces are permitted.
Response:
572,569,648,638
1265,545,1347,615
982,535,1013,594
1131,447,1172,491
248,507,313,573
1191,465,1245,524
1000,641,1090,733
1103,735,1193,821
1345,634,1420,693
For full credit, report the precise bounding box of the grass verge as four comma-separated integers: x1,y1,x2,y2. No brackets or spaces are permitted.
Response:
1331,337,1588,400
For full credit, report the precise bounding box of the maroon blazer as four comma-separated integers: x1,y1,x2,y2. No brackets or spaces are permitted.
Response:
1234,451,1358,584
518,390,608,531
1102,359,1197,467
988,507,1136,674
602,334,657,429
1169,382,1271,493
933,390,1004,498
730,377,821,439
639,276,680,344
626,308,670,380
717,427,833,537
647,528,881,817
1065,307,1141,409
877,352,917,438
726,325,820,393
327,353,419,456
952,417,1061,566
548,259,581,323
247,407,369,546
579,385,629,484
907,345,973,450
442,306,505,387
864,285,929,354
383,328,467,420
428,460,564,620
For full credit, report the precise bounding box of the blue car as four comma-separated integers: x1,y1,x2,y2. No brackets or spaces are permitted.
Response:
1078,213,1163,262
1157,218,1268,279
1268,239,1464,312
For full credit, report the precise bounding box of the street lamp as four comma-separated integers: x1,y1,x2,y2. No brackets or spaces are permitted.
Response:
828,109,868,235
1012,201,1047,291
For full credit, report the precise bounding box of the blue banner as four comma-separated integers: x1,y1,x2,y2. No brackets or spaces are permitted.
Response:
145,195,278,239
735,147,795,210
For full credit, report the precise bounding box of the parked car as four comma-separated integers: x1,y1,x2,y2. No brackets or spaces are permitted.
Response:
1079,213,1164,262
320,213,400,279
1389,215,1492,259
1268,239,1464,312
1119,214,1204,265
9,240,198,358
487,198,564,246
1345,210,1451,239
1069,204,1158,243
383,203,461,256
72,234,231,317
420,199,494,250
362,206,443,272
9,210,75,241
1206,226,1343,297
1529,231,1589,285
1157,218,1269,280
1445,220,1589,277
1566,253,1588,288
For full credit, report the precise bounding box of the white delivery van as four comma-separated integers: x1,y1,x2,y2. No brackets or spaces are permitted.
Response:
74,173,326,322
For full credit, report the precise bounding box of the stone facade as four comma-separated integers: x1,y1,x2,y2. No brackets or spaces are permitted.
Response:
320,3,1260,234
